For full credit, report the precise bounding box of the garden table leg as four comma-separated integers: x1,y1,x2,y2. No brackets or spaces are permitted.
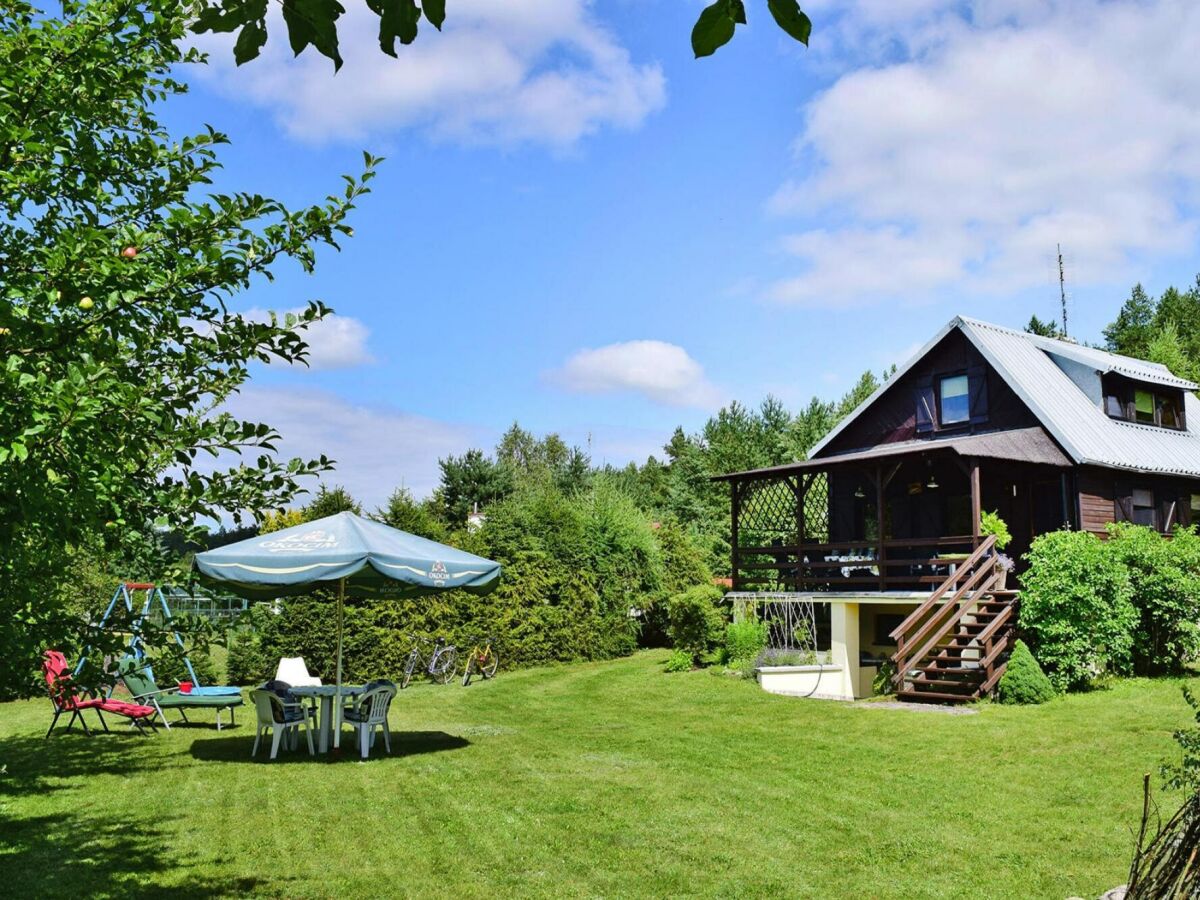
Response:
318,695,332,753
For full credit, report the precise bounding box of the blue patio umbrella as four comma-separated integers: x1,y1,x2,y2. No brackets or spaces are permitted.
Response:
193,511,501,748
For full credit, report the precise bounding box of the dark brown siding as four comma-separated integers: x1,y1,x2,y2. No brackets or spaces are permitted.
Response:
1077,468,1115,535
821,330,1040,455
1077,466,1200,535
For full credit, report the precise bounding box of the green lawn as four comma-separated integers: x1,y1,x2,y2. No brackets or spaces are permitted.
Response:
1,651,1194,899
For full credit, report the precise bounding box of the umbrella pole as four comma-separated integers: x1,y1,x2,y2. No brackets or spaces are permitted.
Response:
333,577,344,750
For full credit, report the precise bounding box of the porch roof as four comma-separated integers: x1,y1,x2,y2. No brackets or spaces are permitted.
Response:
712,426,1071,482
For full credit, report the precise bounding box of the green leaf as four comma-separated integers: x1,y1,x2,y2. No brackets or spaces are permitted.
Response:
767,0,812,45
234,19,269,65
423,0,446,30
692,0,738,59
732,0,747,25
281,0,346,69
369,0,422,56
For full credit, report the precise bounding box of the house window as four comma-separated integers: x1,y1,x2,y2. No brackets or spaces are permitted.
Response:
1102,374,1187,430
1135,390,1155,424
1161,395,1181,429
939,374,970,425
1132,488,1157,528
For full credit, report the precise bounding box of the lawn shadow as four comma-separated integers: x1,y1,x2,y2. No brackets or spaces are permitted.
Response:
0,731,174,799
188,730,470,764
0,809,282,898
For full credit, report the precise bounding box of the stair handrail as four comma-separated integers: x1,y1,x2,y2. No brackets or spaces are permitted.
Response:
891,556,1000,682
889,534,997,643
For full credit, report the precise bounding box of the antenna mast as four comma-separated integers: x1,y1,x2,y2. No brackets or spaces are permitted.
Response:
1057,243,1068,337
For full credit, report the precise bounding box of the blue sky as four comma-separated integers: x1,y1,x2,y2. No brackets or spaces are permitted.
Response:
169,0,1200,509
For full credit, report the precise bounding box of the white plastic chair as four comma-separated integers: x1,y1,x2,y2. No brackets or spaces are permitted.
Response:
274,657,322,688
342,682,397,759
250,689,314,760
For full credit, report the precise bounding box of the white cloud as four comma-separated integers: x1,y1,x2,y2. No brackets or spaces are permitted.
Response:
223,386,475,509
767,0,1200,305
551,340,723,408
239,307,374,370
193,0,665,148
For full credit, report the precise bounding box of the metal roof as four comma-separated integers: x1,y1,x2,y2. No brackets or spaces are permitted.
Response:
1022,330,1199,391
713,427,1071,481
807,316,1200,479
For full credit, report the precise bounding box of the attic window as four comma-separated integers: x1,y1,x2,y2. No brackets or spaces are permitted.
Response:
1135,390,1155,424
939,375,970,425
1102,373,1187,430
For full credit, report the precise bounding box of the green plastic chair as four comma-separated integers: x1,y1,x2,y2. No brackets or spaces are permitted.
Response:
118,657,243,730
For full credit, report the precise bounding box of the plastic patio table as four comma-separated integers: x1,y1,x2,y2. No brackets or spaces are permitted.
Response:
289,684,368,753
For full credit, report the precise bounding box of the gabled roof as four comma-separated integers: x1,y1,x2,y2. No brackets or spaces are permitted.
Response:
809,316,1200,479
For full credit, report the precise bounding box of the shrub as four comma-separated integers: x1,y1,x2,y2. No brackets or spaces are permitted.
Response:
149,645,217,688
1107,523,1200,676
872,659,897,696
980,510,1012,550
667,584,726,662
1162,685,1200,793
996,640,1056,705
664,649,693,673
1019,530,1136,691
724,619,768,664
225,613,275,685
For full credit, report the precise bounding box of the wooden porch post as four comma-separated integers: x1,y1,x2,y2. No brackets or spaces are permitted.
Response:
875,464,886,591
970,458,982,548
730,479,741,590
792,475,807,593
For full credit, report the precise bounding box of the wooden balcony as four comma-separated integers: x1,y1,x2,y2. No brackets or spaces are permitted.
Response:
732,534,982,593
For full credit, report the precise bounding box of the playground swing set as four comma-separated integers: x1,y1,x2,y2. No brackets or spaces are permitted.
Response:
45,582,243,737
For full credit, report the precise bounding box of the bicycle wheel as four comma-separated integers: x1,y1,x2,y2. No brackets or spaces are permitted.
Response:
431,647,458,684
481,648,499,679
462,655,476,687
401,652,418,689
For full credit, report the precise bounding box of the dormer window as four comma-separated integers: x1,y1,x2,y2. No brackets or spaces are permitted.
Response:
939,374,969,425
1102,373,1186,430
915,367,988,433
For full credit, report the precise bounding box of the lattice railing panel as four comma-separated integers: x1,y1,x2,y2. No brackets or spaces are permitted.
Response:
729,593,831,663
803,472,829,544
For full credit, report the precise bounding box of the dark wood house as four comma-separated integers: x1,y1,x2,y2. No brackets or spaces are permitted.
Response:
715,316,1200,703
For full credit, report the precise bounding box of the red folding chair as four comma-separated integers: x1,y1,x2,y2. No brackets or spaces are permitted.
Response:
42,650,157,738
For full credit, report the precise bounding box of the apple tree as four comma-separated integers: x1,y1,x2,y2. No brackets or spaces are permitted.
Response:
0,0,374,694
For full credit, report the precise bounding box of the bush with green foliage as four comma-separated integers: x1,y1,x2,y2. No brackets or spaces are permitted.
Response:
996,640,1056,705
724,619,768,664
1107,524,1200,676
1162,686,1200,793
225,605,277,685
1019,530,1136,691
980,510,1012,550
664,649,693,673
667,584,726,662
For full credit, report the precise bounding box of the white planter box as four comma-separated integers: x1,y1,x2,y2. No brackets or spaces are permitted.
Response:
756,664,848,701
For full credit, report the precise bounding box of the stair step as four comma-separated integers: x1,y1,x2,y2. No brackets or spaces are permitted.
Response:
897,688,976,704
908,675,980,690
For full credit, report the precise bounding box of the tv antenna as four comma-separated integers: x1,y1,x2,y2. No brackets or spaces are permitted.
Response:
1057,243,1068,338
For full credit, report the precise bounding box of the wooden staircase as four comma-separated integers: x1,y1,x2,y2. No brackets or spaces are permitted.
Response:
889,535,1018,704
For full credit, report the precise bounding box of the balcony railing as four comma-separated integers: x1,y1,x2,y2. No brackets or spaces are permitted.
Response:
732,534,981,593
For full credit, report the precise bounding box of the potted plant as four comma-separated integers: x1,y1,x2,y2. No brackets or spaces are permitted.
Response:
980,510,1015,586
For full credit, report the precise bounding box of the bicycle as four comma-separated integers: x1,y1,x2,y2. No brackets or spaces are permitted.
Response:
461,635,499,686
401,636,458,689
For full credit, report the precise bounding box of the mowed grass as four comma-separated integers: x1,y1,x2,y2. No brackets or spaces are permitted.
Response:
1,651,1194,899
